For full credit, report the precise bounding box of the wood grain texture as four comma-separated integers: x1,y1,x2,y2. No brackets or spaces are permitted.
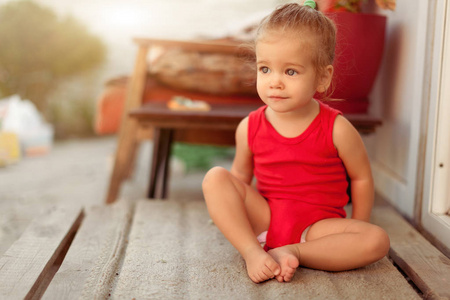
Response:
42,199,133,300
0,205,83,300
372,204,450,299
110,199,419,300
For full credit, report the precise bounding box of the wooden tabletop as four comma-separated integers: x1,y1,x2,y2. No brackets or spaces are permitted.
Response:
130,101,382,134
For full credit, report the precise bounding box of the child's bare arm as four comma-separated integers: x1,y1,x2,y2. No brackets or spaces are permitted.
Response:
230,117,254,185
333,115,374,222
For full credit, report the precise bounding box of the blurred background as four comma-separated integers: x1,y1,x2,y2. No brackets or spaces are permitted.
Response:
0,0,290,256
0,0,287,140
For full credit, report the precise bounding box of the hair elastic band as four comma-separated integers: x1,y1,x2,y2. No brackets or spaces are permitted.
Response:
304,0,316,9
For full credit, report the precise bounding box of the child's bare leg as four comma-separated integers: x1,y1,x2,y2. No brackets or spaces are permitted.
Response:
268,218,390,282
202,166,280,283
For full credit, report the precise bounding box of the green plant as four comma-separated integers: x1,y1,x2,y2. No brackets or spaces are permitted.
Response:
328,0,362,12
0,0,106,112
172,143,234,171
318,0,395,13
47,95,97,138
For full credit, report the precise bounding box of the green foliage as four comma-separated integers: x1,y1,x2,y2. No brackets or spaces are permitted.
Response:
172,143,234,171
0,0,106,112
333,0,367,13
47,95,97,138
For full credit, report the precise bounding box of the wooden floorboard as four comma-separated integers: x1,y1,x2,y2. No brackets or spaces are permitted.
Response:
371,202,450,300
42,199,134,300
109,199,420,300
0,205,83,300
4,196,448,299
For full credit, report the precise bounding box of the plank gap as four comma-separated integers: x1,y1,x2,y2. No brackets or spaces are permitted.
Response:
389,258,424,298
42,200,135,299
27,209,85,300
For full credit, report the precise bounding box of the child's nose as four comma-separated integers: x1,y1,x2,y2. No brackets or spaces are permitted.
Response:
269,74,283,89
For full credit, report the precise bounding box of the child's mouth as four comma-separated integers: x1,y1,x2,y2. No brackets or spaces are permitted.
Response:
269,96,287,101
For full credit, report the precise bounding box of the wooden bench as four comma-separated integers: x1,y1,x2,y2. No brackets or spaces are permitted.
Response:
130,102,381,199
1,197,448,299
105,38,382,203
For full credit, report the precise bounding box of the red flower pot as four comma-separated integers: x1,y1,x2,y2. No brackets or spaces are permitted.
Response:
322,12,387,114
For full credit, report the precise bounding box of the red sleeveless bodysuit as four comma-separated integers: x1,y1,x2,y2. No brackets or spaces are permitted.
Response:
247,101,349,250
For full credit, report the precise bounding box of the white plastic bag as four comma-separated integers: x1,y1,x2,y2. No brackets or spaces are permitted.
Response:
0,95,54,156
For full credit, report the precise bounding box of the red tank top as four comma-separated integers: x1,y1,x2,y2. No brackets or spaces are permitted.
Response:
248,101,349,210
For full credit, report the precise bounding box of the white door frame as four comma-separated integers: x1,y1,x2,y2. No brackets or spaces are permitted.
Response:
421,0,450,249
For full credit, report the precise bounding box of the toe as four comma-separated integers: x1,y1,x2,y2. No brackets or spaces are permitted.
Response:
259,270,271,281
266,258,281,276
254,274,263,283
262,266,275,279
284,273,294,282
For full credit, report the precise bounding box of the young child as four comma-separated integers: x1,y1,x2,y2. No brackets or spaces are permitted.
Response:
202,0,390,284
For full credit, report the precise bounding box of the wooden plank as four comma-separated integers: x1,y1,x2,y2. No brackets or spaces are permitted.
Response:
42,199,134,300
0,205,83,300
371,203,450,299
110,199,419,299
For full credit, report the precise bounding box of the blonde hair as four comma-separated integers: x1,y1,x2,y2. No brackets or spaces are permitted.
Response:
255,2,336,89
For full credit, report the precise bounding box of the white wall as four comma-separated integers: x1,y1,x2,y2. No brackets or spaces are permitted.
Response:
367,1,429,219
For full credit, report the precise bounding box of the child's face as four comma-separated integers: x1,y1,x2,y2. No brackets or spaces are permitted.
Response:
255,30,327,113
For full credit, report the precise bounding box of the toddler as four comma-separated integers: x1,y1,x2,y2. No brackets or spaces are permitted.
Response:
202,0,390,283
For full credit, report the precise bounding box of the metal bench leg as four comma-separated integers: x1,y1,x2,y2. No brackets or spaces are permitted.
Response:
148,128,174,199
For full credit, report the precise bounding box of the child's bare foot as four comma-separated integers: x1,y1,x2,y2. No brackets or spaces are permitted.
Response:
268,245,300,282
242,245,281,283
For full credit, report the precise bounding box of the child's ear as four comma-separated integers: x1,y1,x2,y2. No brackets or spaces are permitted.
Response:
316,65,334,93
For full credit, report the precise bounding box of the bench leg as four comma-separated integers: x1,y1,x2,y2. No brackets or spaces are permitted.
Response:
148,128,174,199
105,44,149,204
106,119,139,204
124,139,139,179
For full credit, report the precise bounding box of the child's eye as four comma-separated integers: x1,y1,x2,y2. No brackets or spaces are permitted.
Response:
259,66,270,74
286,69,297,76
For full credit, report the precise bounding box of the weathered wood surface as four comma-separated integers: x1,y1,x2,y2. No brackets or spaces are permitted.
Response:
372,204,450,300
0,205,83,300
6,197,450,300
42,200,133,300
110,199,419,300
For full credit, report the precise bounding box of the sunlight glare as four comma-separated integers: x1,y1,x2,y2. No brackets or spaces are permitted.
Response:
97,4,146,35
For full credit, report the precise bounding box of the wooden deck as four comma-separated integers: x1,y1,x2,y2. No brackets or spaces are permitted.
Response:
1,196,449,299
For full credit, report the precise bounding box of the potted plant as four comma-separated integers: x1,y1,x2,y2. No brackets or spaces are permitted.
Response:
315,0,395,114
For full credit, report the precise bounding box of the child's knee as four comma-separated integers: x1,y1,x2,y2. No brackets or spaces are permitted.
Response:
202,166,230,192
365,225,390,260
375,227,390,257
